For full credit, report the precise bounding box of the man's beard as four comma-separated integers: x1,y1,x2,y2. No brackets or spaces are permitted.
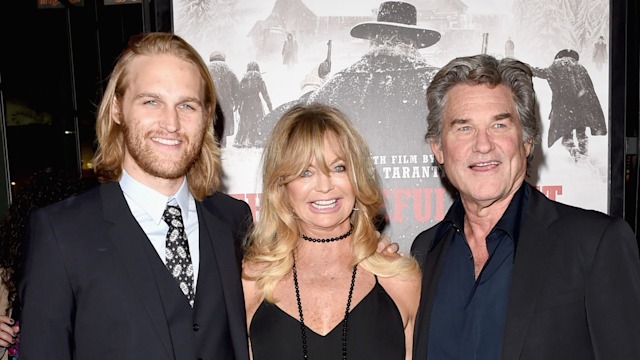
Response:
122,122,204,180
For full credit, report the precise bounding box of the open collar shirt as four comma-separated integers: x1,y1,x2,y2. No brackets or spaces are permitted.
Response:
427,183,528,360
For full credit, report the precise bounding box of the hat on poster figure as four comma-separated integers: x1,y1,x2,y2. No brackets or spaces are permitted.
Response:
350,1,440,49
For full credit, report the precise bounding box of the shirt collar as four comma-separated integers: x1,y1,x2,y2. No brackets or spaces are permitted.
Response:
430,182,528,251
119,169,192,225
492,183,528,250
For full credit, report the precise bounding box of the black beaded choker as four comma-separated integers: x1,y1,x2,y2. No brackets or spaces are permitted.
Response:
301,224,353,243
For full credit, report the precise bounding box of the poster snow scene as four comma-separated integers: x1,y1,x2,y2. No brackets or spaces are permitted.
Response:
174,0,610,251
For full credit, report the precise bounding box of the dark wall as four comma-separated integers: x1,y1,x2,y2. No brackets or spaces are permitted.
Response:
611,0,639,238
0,0,171,215
625,0,639,237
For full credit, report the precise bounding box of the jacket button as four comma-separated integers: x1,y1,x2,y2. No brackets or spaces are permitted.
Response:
193,323,200,331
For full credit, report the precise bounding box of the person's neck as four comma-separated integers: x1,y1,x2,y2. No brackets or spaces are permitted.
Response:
461,195,513,238
294,242,354,274
123,166,185,196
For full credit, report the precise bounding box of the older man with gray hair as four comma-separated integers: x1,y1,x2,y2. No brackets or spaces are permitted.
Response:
411,54,640,360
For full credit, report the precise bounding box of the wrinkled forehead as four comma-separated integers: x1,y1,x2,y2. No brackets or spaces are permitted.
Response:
444,83,517,117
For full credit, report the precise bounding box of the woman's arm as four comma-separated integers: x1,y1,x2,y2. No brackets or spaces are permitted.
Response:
379,272,422,360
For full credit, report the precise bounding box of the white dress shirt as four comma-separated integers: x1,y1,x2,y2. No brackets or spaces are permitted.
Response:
119,170,200,287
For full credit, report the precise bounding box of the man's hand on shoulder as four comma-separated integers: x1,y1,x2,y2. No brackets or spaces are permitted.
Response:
376,231,402,259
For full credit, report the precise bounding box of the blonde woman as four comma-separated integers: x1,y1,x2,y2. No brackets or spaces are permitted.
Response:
243,103,420,360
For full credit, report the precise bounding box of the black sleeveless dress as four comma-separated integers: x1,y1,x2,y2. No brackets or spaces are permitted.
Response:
249,278,405,360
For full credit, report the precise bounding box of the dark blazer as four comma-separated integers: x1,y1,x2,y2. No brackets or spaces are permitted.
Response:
18,182,252,359
411,183,640,360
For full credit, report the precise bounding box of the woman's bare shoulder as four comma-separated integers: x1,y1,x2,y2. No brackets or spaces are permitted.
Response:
378,271,421,295
378,271,421,319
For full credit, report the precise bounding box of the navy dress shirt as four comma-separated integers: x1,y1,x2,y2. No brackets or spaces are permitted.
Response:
427,184,528,360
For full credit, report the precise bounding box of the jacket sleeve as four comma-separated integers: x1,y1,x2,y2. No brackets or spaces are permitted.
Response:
586,217,640,359
18,208,75,358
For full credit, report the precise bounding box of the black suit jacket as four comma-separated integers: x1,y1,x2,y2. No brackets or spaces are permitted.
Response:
18,182,252,359
411,183,640,359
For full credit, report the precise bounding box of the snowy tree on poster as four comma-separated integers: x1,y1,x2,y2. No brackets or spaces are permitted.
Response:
174,0,240,53
513,0,608,60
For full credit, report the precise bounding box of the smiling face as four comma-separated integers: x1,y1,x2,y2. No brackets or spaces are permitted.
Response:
431,83,532,210
286,134,356,238
114,54,207,185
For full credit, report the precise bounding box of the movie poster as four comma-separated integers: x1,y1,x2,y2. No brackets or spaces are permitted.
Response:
174,0,610,251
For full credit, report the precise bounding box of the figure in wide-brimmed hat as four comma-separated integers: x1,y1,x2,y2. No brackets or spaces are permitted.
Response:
257,1,442,154
350,1,440,49
304,1,441,155
259,1,441,162
254,1,445,239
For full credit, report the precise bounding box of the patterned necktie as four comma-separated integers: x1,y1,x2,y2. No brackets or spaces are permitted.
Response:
162,204,195,307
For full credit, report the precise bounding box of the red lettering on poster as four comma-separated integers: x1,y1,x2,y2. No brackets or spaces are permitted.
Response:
382,187,447,223
535,185,563,200
232,186,561,224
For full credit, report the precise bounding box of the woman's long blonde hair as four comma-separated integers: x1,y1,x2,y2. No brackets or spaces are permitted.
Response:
92,32,221,199
244,103,419,302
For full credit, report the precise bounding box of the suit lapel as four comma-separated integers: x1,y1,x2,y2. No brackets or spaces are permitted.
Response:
100,183,174,358
501,186,559,359
413,226,455,359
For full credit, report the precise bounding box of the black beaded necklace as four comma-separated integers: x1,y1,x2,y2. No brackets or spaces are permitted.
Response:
301,224,353,243
292,255,358,360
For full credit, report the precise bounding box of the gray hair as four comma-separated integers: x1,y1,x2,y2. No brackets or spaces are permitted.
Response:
425,54,540,161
